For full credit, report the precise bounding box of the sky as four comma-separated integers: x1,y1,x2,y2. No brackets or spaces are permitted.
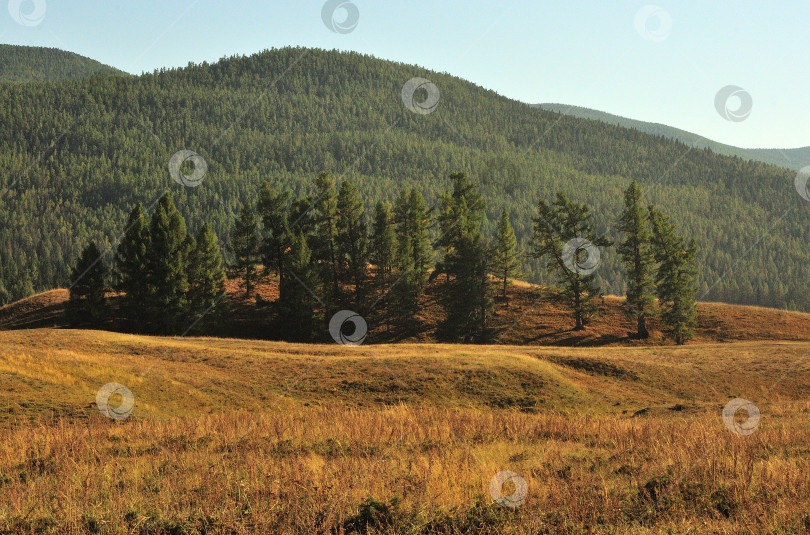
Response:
1,0,808,149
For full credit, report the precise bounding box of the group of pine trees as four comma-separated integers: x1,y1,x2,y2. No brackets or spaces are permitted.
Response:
68,195,226,334
68,173,698,344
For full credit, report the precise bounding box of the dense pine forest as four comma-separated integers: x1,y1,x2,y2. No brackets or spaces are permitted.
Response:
0,46,807,311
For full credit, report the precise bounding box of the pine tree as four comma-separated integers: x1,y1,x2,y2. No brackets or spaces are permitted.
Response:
649,206,698,344
336,180,368,309
67,242,108,326
257,183,290,285
145,194,190,333
277,231,320,342
113,203,150,331
617,182,656,338
370,201,396,329
408,189,432,290
437,173,492,342
530,192,612,330
491,208,523,305
312,171,340,312
187,223,226,332
231,202,259,296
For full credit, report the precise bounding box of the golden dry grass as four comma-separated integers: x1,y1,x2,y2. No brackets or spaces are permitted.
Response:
1,329,810,533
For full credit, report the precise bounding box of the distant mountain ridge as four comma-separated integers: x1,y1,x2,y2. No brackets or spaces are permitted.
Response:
536,103,810,171
0,44,126,82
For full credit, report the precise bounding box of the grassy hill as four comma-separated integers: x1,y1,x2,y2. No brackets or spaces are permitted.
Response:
0,47,808,314
3,277,810,345
0,328,809,532
537,103,810,171
0,45,126,82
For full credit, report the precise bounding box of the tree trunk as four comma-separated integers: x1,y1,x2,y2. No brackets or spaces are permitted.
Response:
637,315,649,339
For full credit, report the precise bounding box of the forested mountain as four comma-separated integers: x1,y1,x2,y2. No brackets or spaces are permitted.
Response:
0,45,126,82
537,103,810,171
0,46,807,311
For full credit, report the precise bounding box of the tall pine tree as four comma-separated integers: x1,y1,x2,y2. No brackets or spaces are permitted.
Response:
187,223,227,332
67,242,108,326
370,201,396,329
145,194,190,333
277,231,320,342
491,208,523,306
231,202,260,296
257,183,290,286
649,206,698,344
617,181,656,338
437,173,492,342
530,192,611,330
312,172,340,312
336,180,368,309
113,203,150,331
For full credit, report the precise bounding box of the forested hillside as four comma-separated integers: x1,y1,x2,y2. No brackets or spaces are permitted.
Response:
537,103,810,171
0,47,806,310
0,45,126,82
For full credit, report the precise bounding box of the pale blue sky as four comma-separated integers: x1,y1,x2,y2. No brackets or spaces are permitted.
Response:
1,0,807,149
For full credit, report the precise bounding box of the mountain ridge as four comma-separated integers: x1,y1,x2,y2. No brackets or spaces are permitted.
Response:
536,103,810,171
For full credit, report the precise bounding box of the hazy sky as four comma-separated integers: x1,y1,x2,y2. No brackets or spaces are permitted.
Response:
1,0,807,149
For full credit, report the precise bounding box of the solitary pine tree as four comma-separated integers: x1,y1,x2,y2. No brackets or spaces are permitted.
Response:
187,223,226,332
67,242,108,326
617,182,656,338
530,192,611,330
113,203,150,331
336,180,368,309
491,208,523,305
649,207,698,344
231,202,259,296
257,183,290,286
146,194,190,333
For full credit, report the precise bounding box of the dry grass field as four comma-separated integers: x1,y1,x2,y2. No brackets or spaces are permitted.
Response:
1,328,809,533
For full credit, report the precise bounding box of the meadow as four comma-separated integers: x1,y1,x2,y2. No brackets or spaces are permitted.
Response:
1,328,809,533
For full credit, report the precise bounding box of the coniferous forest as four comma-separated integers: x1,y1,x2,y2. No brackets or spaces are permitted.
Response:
1,46,808,313
69,175,698,344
